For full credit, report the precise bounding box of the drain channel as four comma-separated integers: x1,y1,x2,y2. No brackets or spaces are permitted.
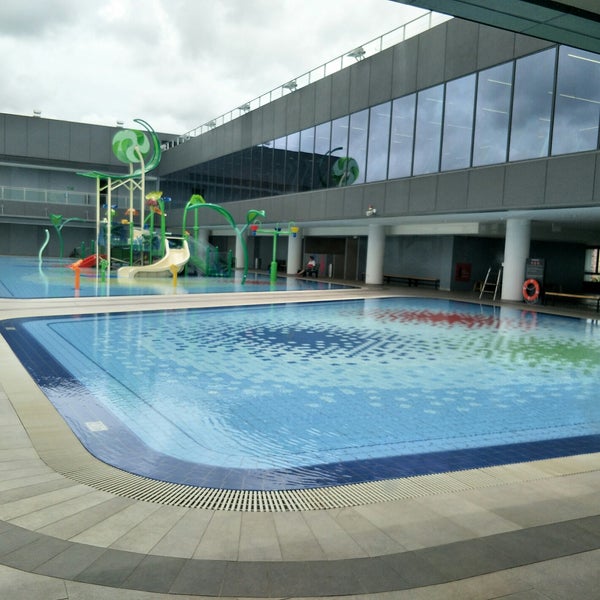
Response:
48,452,600,512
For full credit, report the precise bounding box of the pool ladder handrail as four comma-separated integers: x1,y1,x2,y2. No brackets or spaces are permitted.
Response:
479,265,503,301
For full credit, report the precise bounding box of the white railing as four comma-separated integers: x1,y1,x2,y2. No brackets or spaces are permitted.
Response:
0,186,128,209
0,186,94,206
163,11,451,150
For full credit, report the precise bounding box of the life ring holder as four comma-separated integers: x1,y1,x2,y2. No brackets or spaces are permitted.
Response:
522,278,541,304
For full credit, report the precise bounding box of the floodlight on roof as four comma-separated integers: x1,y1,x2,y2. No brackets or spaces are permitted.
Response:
347,46,366,61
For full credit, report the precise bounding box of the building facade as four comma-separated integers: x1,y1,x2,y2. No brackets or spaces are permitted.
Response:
1,17,600,298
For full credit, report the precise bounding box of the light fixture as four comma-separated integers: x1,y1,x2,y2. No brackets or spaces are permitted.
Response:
239,103,250,112
33,109,41,118
206,120,216,129
347,47,366,61
282,80,297,92
366,205,377,217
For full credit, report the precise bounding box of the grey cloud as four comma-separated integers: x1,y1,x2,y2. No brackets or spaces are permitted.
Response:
0,0,82,37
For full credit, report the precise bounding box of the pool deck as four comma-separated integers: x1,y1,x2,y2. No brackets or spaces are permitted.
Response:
0,281,599,599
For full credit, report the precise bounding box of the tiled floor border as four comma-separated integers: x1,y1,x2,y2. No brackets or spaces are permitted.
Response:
0,515,599,596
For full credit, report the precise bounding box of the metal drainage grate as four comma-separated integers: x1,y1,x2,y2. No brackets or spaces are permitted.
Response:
48,454,600,512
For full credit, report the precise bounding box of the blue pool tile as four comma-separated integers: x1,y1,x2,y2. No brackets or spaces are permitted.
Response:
2,298,600,491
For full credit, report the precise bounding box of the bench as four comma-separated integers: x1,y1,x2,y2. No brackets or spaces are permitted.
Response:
306,263,319,278
544,291,600,312
383,274,440,289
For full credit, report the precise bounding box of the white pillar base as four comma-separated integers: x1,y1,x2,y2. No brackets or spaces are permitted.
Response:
365,224,385,285
501,218,531,301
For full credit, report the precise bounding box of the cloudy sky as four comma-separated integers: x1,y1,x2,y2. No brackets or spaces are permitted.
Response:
0,0,428,134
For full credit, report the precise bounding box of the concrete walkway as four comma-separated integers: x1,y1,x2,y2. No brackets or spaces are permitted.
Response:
0,284,599,598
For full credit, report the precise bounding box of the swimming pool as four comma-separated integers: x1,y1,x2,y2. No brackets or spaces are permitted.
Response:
0,255,347,298
3,297,600,490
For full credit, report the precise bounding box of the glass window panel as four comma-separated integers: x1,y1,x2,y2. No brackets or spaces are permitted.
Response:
299,127,315,191
366,101,391,182
441,75,475,171
510,48,556,161
473,62,513,166
239,148,253,200
273,136,286,150
272,141,286,195
286,131,300,152
330,116,349,155
314,122,331,155
260,141,274,196
328,116,349,187
221,154,233,202
388,94,416,179
227,151,242,202
284,132,300,192
314,121,332,187
552,46,600,155
299,127,315,153
247,146,261,198
347,109,368,185
413,84,444,175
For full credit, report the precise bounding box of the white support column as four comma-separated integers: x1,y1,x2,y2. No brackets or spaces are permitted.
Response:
287,232,302,275
365,224,385,285
501,218,531,301
235,234,244,270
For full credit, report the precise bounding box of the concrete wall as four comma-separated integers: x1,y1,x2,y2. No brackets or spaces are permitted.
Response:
0,114,125,170
0,222,94,257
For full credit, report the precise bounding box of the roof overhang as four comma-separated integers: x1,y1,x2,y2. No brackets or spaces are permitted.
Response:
392,1,600,53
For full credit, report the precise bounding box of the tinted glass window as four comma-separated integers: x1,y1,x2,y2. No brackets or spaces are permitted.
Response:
239,148,253,200
347,109,368,185
473,62,513,166
414,84,444,175
388,94,415,179
442,74,475,170
260,142,274,196
299,127,315,191
366,102,391,182
314,121,332,187
285,132,300,192
329,116,349,187
552,46,600,155
510,48,556,161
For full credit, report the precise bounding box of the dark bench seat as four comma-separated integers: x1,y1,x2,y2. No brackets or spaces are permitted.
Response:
383,274,440,289
305,264,320,277
544,291,600,312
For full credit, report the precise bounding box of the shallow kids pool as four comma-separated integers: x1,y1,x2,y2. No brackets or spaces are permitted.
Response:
0,255,347,298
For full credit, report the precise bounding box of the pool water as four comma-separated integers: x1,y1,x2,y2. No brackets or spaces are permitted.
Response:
0,255,346,298
3,297,600,490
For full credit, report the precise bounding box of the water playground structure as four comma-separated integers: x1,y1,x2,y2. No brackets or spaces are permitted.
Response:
53,119,269,284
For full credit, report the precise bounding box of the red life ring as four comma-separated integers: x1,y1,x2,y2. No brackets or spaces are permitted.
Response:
522,278,541,303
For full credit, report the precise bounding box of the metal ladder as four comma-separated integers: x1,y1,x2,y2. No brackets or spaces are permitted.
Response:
479,266,503,300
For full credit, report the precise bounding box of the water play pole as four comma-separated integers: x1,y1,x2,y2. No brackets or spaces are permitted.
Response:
38,229,50,264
